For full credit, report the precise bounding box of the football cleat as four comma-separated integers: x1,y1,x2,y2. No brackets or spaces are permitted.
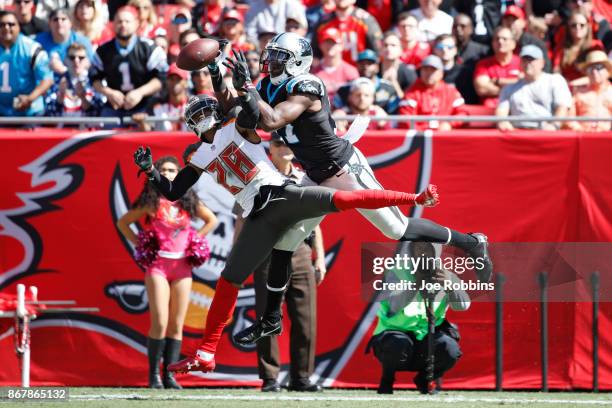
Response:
233,317,282,345
167,350,215,374
467,232,493,282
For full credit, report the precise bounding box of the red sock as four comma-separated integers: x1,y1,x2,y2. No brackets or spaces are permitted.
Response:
199,277,239,354
332,189,418,211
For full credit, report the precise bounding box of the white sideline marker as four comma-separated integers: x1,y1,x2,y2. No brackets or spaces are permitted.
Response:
72,393,612,405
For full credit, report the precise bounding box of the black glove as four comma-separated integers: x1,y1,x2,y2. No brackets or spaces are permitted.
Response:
134,146,153,174
223,49,252,92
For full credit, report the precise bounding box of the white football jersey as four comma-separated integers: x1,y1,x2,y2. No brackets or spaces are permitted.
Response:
190,120,286,217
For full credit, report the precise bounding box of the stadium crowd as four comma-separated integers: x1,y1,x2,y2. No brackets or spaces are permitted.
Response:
0,0,610,130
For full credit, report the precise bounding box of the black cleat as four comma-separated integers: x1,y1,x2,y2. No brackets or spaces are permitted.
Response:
467,232,493,282
234,317,282,345
261,379,281,392
287,380,322,392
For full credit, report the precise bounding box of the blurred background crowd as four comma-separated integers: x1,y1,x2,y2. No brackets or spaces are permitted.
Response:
0,0,610,131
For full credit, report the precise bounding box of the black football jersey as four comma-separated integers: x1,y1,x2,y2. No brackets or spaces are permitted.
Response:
90,36,167,110
257,74,354,183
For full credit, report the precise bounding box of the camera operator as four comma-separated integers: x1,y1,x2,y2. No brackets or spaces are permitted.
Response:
367,241,470,394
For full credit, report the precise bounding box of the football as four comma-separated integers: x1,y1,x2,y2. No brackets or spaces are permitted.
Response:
176,38,220,71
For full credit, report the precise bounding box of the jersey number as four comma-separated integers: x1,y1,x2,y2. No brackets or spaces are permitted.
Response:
0,62,11,93
204,143,260,195
118,62,134,92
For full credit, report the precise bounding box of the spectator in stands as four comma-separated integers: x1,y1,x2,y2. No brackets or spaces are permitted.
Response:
286,8,308,37
235,134,325,393
454,0,502,45
245,0,306,45
34,0,78,21
179,28,201,48
305,0,335,39
153,33,169,57
432,34,480,105
567,50,611,131
399,55,466,130
526,16,549,42
190,67,213,95
452,13,489,65
257,31,276,53
217,9,254,52
368,242,467,395
474,26,521,108
45,42,104,119
128,0,161,39
496,45,572,131
349,48,402,113
313,0,382,65
0,10,53,116
380,33,417,98
117,156,216,390
501,5,551,72
408,0,453,43
334,77,390,131
14,0,48,37
72,0,114,47
553,10,603,83
396,13,429,69
133,63,189,131
245,49,263,83
36,8,94,75
355,0,403,32
90,6,167,121
312,27,359,104
193,0,229,36
167,8,193,60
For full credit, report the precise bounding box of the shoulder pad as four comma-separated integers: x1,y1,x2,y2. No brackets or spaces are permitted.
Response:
286,74,325,97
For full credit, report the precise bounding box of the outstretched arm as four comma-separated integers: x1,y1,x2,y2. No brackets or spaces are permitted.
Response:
257,94,315,132
134,146,203,201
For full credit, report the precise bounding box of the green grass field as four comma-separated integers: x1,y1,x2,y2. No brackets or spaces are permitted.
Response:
2,388,611,408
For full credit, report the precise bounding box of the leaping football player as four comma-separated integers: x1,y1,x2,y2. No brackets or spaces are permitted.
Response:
133,90,440,374
221,34,493,345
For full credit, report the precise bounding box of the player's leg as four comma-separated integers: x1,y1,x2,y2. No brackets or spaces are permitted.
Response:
163,274,192,389
144,271,171,388
234,183,438,345
321,148,492,282
168,215,289,373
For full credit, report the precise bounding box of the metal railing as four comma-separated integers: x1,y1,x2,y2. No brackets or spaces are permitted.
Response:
0,115,610,130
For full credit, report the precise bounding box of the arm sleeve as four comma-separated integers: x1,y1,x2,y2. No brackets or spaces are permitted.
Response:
33,48,52,82
89,50,106,83
148,165,200,201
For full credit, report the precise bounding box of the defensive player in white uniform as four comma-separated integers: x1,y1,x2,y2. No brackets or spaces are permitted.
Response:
133,93,440,374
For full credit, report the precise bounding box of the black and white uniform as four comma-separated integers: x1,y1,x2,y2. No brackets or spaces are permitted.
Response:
189,120,339,284
90,36,167,111
257,74,409,244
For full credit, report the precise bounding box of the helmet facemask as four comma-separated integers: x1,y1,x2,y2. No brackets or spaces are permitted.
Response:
184,96,222,141
261,33,314,85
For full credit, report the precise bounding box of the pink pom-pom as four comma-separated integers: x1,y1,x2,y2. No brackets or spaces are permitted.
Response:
134,229,160,269
186,229,210,267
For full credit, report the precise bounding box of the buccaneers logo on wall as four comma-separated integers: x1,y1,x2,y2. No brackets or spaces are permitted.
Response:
0,129,432,385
